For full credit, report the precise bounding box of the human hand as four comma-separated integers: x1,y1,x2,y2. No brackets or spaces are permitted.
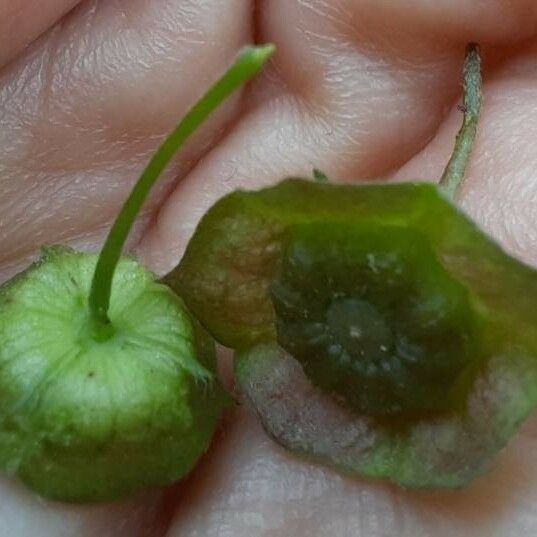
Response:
1,1,537,535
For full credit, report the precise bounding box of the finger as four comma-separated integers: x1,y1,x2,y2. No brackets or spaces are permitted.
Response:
338,0,537,44
0,477,165,537
165,406,537,537
138,0,537,273
0,0,251,280
138,0,470,272
0,0,81,67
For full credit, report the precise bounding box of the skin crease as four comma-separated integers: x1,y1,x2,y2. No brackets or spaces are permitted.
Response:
1,0,537,536
0,0,80,66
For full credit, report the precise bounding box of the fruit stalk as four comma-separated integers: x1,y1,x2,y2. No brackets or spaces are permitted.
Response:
88,45,275,338
439,43,482,199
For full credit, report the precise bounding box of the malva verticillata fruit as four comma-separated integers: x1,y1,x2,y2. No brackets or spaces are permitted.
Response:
0,45,274,502
165,45,537,488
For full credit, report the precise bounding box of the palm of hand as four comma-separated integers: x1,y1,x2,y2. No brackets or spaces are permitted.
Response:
1,1,537,535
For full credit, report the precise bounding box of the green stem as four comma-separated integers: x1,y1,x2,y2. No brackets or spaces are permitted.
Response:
439,43,482,200
88,44,275,336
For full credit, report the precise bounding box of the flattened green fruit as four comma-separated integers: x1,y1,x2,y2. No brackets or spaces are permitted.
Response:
165,178,537,486
0,247,228,502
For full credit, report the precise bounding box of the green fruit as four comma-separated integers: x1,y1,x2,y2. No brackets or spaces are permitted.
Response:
163,44,537,487
0,247,228,502
0,44,274,502
165,178,537,487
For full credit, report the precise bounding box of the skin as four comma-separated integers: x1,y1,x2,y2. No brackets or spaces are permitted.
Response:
1,1,537,535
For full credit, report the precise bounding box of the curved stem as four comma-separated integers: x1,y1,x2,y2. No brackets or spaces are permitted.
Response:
88,44,275,336
439,43,482,200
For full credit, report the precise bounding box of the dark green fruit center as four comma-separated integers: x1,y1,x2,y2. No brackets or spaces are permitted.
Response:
270,223,479,417
326,298,393,366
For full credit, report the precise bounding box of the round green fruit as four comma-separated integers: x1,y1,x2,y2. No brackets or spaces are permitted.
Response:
0,247,228,502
